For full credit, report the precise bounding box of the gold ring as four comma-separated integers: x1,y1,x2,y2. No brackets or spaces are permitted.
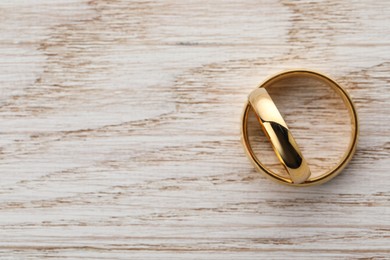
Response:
241,69,359,186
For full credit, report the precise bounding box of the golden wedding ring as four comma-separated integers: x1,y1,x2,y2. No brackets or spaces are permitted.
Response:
241,70,358,186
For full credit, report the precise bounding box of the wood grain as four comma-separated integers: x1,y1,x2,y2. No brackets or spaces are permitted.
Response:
0,0,389,259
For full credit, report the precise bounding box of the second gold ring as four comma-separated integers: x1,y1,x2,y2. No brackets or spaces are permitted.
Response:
241,70,358,186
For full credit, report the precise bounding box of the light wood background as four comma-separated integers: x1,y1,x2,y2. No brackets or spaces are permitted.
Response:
0,0,389,259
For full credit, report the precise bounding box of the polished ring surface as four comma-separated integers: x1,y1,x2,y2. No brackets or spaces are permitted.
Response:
248,88,311,184
241,70,359,186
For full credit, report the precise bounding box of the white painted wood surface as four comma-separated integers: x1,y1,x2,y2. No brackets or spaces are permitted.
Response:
0,0,389,259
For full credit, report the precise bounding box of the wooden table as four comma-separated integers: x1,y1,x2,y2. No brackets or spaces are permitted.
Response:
0,0,389,259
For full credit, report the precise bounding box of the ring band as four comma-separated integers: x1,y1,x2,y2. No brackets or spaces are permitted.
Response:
241,70,359,186
248,88,311,184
